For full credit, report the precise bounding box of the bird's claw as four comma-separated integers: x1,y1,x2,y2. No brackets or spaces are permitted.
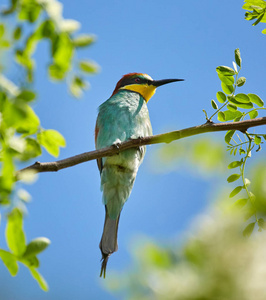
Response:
112,140,121,154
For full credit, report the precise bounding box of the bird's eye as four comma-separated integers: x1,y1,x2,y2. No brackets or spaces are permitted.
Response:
135,78,141,83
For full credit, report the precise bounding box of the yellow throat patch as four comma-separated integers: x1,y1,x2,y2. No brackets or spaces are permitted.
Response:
120,84,156,102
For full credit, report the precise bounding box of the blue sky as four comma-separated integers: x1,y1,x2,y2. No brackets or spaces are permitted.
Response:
1,0,266,299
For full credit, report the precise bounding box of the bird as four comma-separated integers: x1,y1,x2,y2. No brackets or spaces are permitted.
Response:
95,73,183,277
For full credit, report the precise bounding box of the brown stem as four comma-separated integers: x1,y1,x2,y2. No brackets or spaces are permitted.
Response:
16,117,266,178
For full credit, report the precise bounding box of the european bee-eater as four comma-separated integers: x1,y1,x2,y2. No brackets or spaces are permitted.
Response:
95,73,183,277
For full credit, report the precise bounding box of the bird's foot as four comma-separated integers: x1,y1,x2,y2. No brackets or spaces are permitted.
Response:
112,139,122,154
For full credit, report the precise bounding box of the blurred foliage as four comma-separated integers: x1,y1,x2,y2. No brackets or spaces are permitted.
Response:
106,163,266,300
150,136,227,177
0,0,98,290
243,0,266,34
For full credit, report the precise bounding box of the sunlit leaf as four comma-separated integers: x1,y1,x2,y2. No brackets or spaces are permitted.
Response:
23,237,51,258
228,96,253,109
227,104,237,112
233,198,248,209
235,48,242,67
223,110,243,121
228,161,242,169
221,83,234,95
217,111,225,122
236,77,246,87
216,91,226,103
79,60,99,74
0,250,19,276
230,186,243,198
0,24,5,38
13,26,22,40
227,174,241,183
211,99,218,110
216,66,236,75
6,208,26,256
243,222,255,237
254,136,261,145
235,93,250,103
249,110,258,119
225,130,235,145
248,93,264,107
16,90,36,102
72,34,95,47
37,129,66,157
29,268,49,291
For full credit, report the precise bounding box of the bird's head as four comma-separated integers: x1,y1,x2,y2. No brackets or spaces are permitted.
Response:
111,73,184,102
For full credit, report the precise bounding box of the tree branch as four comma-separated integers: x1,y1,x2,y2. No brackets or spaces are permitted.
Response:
16,117,266,177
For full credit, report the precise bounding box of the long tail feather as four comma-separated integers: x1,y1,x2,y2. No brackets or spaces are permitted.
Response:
99,208,120,278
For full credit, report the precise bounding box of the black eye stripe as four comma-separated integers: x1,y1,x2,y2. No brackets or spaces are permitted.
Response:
119,77,145,88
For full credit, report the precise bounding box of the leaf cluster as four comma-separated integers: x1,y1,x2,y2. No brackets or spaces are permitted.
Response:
0,0,98,290
243,0,266,34
206,49,266,237
1,0,99,97
0,208,50,290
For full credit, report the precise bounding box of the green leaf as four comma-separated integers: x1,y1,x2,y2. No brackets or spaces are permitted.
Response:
248,93,264,107
52,33,74,74
221,83,234,95
227,174,241,183
254,136,262,145
227,104,237,112
228,161,242,169
72,34,95,47
69,76,89,98
258,218,266,230
230,186,243,198
236,77,246,87
249,110,258,119
0,40,11,48
37,20,55,38
48,64,65,80
223,110,243,121
225,130,235,145
217,111,225,122
0,24,5,38
235,93,251,103
23,237,51,258
235,48,242,67
6,208,26,256
0,250,19,276
216,91,226,103
16,90,36,102
37,129,66,157
218,74,235,86
18,137,42,161
22,256,39,268
29,268,49,291
243,222,255,237
211,99,218,109
252,12,265,25
13,26,22,40
244,207,256,221
233,198,248,209
228,96,253,109
79,60,99,74
216,66,236,75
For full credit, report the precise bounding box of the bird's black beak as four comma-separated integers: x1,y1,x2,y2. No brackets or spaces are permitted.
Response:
151,78,184,87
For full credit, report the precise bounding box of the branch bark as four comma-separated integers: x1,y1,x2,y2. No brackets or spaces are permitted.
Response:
16,117,266,177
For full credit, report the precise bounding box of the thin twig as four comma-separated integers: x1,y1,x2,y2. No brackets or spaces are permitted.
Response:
16,117,266,178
